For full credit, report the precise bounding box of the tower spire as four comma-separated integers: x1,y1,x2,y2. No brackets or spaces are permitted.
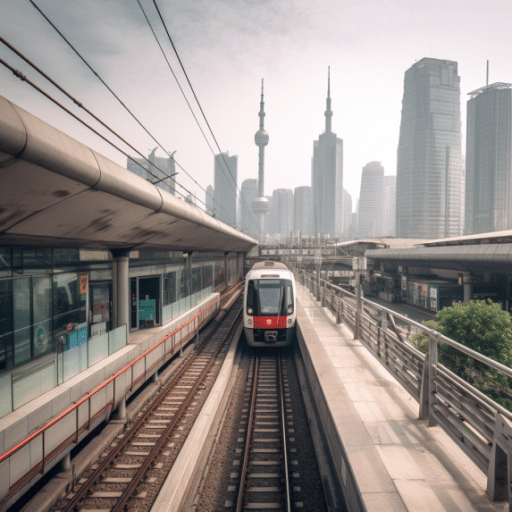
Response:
259,79,265,130
325,66,333,133
253,79,270,241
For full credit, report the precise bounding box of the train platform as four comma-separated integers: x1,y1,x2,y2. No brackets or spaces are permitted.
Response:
295,282,507,512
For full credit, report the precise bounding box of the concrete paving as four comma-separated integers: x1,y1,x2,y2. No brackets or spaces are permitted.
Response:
297,282,508,512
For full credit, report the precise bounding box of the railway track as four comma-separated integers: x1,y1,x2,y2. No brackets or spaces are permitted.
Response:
229,354,293,511
53,298,242,512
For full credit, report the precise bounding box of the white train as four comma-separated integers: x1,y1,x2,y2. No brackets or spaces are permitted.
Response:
243,261,296,347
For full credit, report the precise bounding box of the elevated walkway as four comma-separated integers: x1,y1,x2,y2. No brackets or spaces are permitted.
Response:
296,282,508,512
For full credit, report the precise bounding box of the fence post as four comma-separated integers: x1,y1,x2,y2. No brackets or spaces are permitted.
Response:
419,352,429,420
336,295,342,324
354,273,362,340
428,333,438,427
379,308,388,359
486,412,512,504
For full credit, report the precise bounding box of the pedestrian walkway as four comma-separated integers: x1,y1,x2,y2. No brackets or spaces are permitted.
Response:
296,282,508,512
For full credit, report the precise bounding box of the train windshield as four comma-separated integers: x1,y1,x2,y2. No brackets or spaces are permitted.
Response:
247,279,294,316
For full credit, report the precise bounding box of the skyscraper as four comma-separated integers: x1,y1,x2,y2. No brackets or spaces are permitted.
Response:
294,186,313,236
311,68,344,237
358,162,384,239
383,175,396,237
268,189,294,239
127,148,177,196
240,179,258,238
465,82,512,234
205,185,214,216
213,152,238,228
396,58,463,239
342,188,352,238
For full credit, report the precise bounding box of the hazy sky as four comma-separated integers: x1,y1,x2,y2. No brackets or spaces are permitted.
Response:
2,0,511,215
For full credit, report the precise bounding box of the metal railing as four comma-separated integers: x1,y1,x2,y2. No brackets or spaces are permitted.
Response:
296,267,512,505
0,287,238,499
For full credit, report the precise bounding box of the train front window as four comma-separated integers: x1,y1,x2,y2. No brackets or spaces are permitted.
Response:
247,279,293,316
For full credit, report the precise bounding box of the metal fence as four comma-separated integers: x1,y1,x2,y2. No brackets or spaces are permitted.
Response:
296,267,512,505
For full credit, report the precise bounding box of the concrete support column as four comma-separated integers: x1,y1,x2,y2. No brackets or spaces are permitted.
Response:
113,397,126,420
462,272,473,303
224,252,229,289
59,453,71,472
111,249,130,331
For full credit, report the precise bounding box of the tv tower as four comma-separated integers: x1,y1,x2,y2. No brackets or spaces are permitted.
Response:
252,79,269,241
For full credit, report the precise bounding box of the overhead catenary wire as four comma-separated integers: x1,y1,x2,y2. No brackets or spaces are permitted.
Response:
149,0,261,235
26,0,238,224
0,35,177,189
0,55,177,191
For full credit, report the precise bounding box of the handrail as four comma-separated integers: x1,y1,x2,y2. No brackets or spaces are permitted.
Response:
0,285,240,466
309,269,512,379
294,264,512,499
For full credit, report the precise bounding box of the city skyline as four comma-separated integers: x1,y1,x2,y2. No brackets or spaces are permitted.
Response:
2,1,511,214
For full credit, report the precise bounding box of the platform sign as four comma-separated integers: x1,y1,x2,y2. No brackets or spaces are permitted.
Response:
79,273,89,294
139,299,156,321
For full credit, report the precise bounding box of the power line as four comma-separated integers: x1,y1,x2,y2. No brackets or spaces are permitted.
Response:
150,0,260,235
26,0,237,223
0,35,177,188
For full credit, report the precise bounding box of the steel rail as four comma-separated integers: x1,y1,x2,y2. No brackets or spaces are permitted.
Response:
112,307,243,512
62,306,241,512
235,356,259,512
277,356,292,512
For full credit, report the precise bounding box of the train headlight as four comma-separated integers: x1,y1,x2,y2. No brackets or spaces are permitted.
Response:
288,318,292,324
287,307,293,314
248,319,252,325
247,308,253,315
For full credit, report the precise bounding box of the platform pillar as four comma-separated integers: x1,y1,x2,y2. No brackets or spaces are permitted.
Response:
111,249,130,331
462,272,473,303
114,397,126,420
225,252,229,289
59,453,71,472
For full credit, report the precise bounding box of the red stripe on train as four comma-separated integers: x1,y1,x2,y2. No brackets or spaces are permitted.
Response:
253,316,287,329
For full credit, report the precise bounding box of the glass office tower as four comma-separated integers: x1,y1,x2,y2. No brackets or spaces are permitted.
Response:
396,58,464,239
465,82,512,235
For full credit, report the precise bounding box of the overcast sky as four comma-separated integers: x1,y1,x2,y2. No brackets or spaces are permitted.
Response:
2,0,512,215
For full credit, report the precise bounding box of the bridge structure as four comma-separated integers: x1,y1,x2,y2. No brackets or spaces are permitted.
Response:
0,94,511,512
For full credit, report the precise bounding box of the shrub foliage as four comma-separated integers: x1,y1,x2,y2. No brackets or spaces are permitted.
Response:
412,299,512,410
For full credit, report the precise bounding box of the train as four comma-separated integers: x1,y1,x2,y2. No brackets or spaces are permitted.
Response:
243,261,297,347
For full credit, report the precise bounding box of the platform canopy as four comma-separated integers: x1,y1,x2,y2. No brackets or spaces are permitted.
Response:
0,96,257,253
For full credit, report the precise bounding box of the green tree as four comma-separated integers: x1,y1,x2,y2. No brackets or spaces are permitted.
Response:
412,300,512,410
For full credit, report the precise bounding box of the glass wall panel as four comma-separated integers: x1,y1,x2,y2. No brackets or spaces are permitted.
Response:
192,267,201,294
33,276,53,357
0,248,11,278
163,271,176,306
0,279,13,369
23,248,53,270
13,278,31,365
90,283,111,337
52,273,87,350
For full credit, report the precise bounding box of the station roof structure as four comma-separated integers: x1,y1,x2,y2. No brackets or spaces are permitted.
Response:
365,232,512,273
0,96,257,253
